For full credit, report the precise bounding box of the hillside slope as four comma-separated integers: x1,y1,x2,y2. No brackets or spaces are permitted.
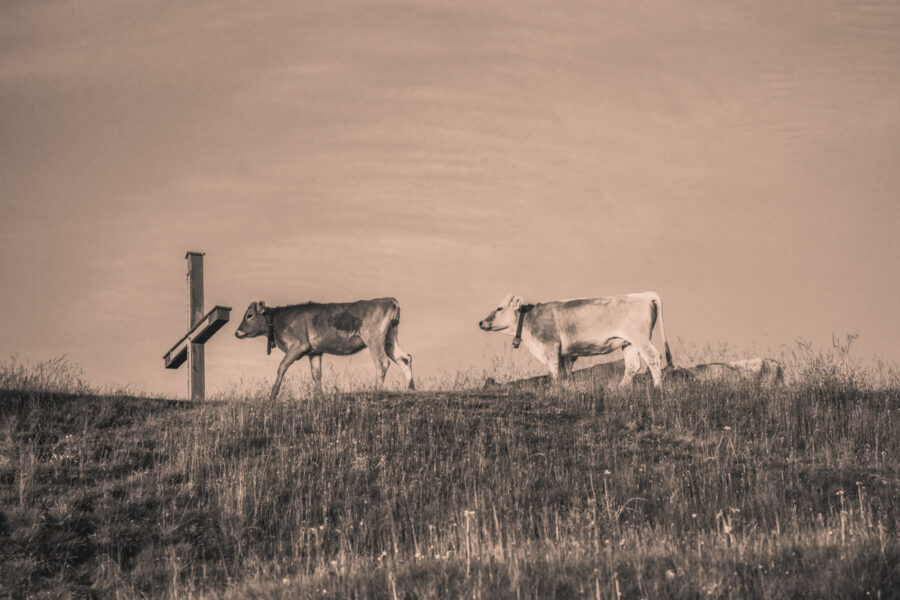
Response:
1,376,898,598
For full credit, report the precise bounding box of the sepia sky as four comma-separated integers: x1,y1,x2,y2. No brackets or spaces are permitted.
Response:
2,0,899,396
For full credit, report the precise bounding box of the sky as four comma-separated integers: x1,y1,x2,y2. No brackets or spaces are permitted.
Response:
2,0,899,396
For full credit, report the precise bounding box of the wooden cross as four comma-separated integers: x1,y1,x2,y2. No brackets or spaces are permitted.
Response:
163,252,231,401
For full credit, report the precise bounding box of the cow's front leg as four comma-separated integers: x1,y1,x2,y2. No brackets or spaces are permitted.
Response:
547,360,561,380
270,345,308,401
526,340,562,381
543,346,565,381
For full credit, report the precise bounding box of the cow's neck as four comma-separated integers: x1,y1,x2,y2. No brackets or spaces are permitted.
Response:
264,312,276,355
512,304,536,348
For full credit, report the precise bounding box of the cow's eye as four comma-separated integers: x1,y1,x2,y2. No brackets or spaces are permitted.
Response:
497,307,503,312
246,314,252,320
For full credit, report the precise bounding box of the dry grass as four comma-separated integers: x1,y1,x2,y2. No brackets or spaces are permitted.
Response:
0,347,898,599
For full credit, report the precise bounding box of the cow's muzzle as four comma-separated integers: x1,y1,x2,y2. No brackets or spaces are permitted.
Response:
478,320,491,331
235,331,247,339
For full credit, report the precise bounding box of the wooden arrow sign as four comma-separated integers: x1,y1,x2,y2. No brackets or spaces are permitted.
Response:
163,305,232,369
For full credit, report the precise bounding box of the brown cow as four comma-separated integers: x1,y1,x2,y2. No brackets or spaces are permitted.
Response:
235,298,414,399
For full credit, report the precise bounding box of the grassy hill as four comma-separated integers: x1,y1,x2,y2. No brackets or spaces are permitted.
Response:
1,356,898,598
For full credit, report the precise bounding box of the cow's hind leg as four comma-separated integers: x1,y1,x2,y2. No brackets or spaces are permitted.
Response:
367,345,391,388
561,356,577,379
636,343,663,388
385,320,415,390
308,354,323,390
618,345,642,388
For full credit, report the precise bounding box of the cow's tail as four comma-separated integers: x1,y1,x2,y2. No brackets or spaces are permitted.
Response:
650,292,673,368
387,297,401,328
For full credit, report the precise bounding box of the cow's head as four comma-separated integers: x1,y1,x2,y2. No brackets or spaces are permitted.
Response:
479,294,522,332
235,301,268,339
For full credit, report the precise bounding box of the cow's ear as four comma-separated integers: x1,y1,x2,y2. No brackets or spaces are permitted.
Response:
257,300,267,313
510,296,522,310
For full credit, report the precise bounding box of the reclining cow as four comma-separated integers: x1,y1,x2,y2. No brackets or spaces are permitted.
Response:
684,357,784,386
482,357,782,390
478,292,673,387
235,297,414,399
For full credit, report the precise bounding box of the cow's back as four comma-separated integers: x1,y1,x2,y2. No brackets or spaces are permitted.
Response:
689,358,785,385
289,298,400,356
689,363,742,383
550,295,656,350
728,358,785,385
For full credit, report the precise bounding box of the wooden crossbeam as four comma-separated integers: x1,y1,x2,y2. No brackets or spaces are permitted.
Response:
164,305,232,369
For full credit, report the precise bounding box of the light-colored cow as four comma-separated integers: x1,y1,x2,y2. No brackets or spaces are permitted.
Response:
478,292,673,387
235,298,414,399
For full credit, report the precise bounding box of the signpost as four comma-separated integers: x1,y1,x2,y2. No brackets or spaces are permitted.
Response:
163,252,231,401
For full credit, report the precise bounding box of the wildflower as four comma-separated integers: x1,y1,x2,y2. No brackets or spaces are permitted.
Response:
723,426,732,431
604,469,612,476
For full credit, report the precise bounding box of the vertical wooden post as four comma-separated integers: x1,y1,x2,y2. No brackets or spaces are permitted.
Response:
187,251,205,401
164,253,229,399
